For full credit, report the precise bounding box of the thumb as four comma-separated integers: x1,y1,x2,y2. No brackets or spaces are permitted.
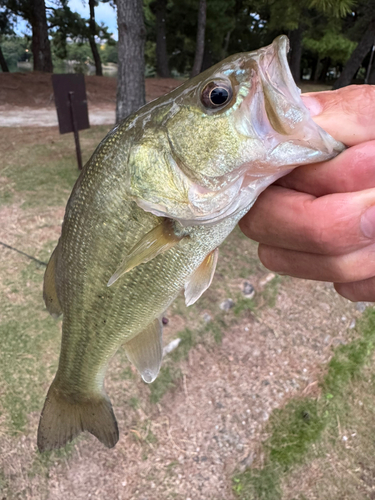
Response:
301,85,375,147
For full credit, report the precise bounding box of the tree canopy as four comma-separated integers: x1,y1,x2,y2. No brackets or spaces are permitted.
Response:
1,0,374,88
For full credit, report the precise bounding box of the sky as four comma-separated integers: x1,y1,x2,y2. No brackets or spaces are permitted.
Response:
15,0,119,40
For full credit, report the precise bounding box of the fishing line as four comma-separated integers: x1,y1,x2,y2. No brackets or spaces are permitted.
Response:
0,241,48,267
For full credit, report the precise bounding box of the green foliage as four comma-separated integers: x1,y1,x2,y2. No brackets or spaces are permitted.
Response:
66,41,92,64
48,3,86,60
48,1,113,63
233,467,281,500
267,0,355,31
266,399,326,468
100,40,118,64
144,0,269,75
323,308,375,395
0,35,30,71
233,296,256,316
267,0,303,31
308,0,354,17
141,0,362,84
304,29,357,63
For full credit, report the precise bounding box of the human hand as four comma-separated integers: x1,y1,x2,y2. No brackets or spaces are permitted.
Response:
239,85,375,302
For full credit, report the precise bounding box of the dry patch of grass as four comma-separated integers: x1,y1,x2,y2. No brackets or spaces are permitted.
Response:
232,308,375,500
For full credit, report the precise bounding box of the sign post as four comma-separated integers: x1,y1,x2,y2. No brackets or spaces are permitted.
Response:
52,74,90,170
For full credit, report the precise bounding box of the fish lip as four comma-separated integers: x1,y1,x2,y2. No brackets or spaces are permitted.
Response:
258,35,302,104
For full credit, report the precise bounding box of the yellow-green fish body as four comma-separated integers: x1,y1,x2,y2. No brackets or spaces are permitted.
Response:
38,36,344,451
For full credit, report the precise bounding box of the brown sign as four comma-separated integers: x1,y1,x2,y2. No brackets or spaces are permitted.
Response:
52,74,90,134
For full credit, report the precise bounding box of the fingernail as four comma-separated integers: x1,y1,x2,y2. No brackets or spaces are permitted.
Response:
301,96,323,117
361,205,375,239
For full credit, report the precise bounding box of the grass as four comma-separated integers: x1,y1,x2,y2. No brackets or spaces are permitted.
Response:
0,125,113,496
0,128,112,436
149,365,182,404
0,281,60,434
232,307,375,499
0,125,110,208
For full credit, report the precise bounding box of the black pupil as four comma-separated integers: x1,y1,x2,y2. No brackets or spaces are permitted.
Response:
210,87,229,105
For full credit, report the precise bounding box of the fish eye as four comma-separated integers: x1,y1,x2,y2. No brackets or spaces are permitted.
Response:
201,81,233,110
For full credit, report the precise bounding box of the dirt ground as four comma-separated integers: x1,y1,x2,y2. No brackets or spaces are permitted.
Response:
0,73,183,127
0,75,370,500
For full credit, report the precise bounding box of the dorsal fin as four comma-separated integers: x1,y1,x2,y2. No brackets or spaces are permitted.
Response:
108,219,186,286
185,248,219,306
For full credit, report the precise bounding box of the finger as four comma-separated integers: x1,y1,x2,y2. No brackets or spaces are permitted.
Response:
239,186,375,255
258,242,375,283
277,141,375,197
334,279,375,303
301,85,375,147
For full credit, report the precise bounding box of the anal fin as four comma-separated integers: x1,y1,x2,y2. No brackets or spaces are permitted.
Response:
185,248,219,306
108,219,186,286
43,246,62,318
124,318,163,383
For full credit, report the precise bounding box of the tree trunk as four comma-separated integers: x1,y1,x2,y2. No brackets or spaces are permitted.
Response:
30,0,53,72
201,41,213,72
116,0,146,122
310,56,318,81
369,62,375,84
0,44,9,72
333,17,375,89
155,0,170,77
318,57,331,82
190,0,206,77
89,0,103,76
288,25,304,83
221,30,232,60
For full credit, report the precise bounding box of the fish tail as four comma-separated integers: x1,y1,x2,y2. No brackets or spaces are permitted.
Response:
37,380,119,452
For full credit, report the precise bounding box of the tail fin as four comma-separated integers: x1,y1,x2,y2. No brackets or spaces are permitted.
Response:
37,381,119,452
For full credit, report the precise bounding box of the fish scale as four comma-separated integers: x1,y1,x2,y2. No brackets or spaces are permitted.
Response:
38,36,344,451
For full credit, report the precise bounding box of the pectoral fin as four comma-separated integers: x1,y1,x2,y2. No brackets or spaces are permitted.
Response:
43,246,62,318
108,219,185,286
124,318,163,383
185,248,219,307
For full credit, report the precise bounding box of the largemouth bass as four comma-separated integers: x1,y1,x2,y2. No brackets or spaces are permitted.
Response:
38,36,344,451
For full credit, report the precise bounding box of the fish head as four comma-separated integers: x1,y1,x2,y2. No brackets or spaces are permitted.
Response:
126,35,344,226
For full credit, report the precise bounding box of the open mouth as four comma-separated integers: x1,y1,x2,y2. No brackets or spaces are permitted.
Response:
256,35,307,136
259,36,302,102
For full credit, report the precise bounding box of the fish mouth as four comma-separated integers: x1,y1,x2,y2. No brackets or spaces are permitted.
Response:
249,35,344,156
255,35,308,136
260,35,302,104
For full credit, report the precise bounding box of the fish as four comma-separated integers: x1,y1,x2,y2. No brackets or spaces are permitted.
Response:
38,35,344,452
